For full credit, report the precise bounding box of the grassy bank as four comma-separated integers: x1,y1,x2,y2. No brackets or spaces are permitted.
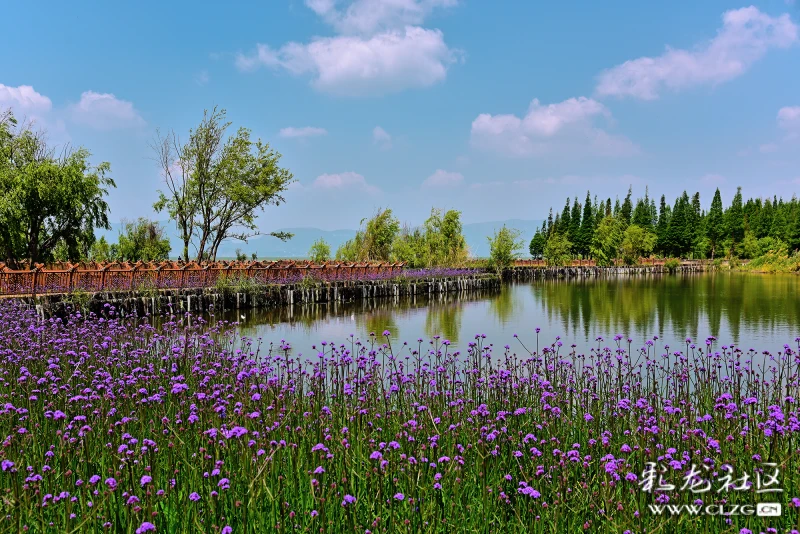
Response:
738,250,800,273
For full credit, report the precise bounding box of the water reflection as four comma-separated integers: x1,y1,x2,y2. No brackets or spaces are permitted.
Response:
530,273,800,347
219,273,800,352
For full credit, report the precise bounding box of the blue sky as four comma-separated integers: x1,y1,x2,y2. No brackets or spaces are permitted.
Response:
1,0,799,231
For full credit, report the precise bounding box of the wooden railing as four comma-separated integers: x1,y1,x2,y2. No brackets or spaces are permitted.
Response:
511,258,714,267
0,260,407,297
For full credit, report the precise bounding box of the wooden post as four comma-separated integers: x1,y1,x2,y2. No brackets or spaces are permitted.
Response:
31,267,39,297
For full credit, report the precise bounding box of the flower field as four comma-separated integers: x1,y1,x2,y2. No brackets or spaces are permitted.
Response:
0,300,798,533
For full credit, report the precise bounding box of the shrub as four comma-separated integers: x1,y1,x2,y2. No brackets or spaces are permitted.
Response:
664,258,681,272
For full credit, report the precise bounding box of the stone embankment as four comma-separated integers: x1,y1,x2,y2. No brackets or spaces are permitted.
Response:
25,273,501,318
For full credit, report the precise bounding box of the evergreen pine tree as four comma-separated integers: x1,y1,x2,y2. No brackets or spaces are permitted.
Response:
770,204,786,241
788,206,800,253
620,186,633,226
689,192,702,255
666,193,689,257
656,195,670,255
569,197,581,252
579,191,594,256
706,188,724,259
727,186,745,254
758,198,773,239
560,198,571,236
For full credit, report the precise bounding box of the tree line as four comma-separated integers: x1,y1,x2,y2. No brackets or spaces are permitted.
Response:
529,187,800,265
306,208,470,268
0,107,293,266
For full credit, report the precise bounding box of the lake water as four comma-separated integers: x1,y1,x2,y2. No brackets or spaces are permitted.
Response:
220,273,800,354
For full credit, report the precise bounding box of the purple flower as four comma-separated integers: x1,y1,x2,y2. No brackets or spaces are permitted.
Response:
221,527,232,534
1,460,14,472
140,475,152,486
105,478,117,489
189,492,201,502
135,522,156,534
394,493,405,501
342,494,356,507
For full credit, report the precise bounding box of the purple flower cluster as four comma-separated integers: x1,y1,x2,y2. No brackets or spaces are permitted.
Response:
0,300,797,532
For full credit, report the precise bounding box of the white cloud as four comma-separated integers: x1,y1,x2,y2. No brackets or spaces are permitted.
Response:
68,91,145,130
422,169,463,188
311,171,380,193
280,126,328,138
470,96,637,158
237,0,460,96
373,125,392,148
596,7,798,100
778,106,800,130
237,26,457,96
0,84,52,114
305,0,457,35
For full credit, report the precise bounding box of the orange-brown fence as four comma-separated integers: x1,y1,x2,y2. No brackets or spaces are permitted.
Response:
0,260,408,297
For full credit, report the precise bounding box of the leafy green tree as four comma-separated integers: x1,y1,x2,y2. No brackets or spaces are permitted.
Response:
308,238,331,263
391,226,425,266
116,218,171,262
486,225,523,274
529,228,546,258
421,208,468,267
543,233,573,266
153,107,294,262
89,236,115,262
335,235,362,262
0,110,115,265
336,208,400,262
620,224,657,264
741,231,760,259
591,216,624,266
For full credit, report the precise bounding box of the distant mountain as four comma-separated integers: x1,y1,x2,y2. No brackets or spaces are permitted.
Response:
98,219,542,260
215,228,357,259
